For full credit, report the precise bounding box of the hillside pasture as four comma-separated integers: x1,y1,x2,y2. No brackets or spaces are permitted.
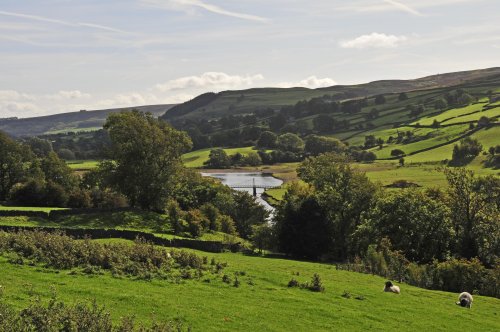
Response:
0,242,498,331
182,146,264,168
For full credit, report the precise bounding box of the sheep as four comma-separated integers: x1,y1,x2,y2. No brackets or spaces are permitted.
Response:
456,292,473,309
384,281,400,294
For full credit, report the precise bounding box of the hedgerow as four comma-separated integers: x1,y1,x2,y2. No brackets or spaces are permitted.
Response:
0,230,226,281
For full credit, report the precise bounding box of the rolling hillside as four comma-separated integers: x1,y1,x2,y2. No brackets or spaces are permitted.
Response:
0,104,176,137
1,236,499,331
160,67,500,121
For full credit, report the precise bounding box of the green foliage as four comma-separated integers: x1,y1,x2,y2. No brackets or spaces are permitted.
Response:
250,224,275,254
277,133,304,153
0,294,186,331
355,190,452,263
102,111,192,210
275,184,331,259
204,149,231,169
0,230,222,280
304,135,346,156
0,131,34,200
444,168,500,265
390,149,405,157
40,151,79,191
451,137,483,165
374,94,386,105
256,131,277,148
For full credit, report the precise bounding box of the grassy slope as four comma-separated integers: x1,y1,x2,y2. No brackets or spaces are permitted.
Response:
67,160,100,170
162,68,500,121
182,146,263,168
1,244,498,331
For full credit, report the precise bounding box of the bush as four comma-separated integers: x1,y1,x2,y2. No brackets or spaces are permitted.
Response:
0,230,220,281
307,274,325,292
0,294,187,331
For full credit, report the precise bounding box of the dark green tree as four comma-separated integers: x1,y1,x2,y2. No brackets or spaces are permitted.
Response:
0,131,33,200
204,149,231,169
444,168,500,265
304,135,346,156
355,190,452,263
277,133,304,153
298,153,378,259
256,131,278,148
103,111,192,210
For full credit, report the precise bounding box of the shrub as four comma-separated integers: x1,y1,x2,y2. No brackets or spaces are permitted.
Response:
0,230,220,282
287,278,300,288
307,274,325,292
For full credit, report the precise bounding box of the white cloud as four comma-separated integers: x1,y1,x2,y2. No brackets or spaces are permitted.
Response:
141,0,268,22
340,33,408,49
47,90,92,100
277,76,337,89
0,10,128,34
383,0,422,16
155,72,265,91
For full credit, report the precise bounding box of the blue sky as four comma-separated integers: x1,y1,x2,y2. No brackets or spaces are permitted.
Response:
1,0,499,117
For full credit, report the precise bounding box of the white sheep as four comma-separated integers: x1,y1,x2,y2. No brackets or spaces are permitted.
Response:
456,292,473,309
384,281,400,294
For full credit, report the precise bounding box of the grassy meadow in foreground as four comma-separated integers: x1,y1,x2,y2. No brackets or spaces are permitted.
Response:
0,241,498,331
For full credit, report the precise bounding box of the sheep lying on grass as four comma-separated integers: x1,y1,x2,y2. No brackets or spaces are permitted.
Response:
456,292,473,309
384,281,400,294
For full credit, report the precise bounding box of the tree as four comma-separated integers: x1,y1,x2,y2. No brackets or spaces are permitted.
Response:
298,153,378,259
434,98,448,110
364,135,377,148
57,148,76,160
25,137,53,157
398,92,408,101
355,190,452,263
0,131,33,200
313,114,335,133
451,137,482,165
277,133,304,153
40,151,79,191
269,113,287,132
391,149,405,157
251,224,275,254
256,131,277,148
374,95,386,105
204,149,231,169
304,135,346,156
102,111,192,210
477,116,491,128
242,152,262,166
444,168,500,265
275,183,332,259
222,191,268,239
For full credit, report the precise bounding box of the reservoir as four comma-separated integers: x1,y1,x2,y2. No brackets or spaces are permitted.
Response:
201,172,283,212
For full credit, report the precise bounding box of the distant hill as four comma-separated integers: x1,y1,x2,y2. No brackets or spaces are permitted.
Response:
161,67,500,121
0,104,176,137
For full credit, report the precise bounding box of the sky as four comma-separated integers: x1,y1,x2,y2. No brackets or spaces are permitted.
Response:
1,0,499,118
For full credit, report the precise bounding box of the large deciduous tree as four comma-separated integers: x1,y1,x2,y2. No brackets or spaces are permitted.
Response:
445,168,500,265
354,189,452,263
0,131,33,200
298,154,378,260
103,111,192,210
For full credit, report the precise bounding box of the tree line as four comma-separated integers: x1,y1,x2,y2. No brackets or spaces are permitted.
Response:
0,111,268,240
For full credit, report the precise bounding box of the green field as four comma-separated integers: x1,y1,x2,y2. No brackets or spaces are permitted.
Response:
67,160,100,170
182,146,265,168
0,206,68,212
44,126,102,135
1,240,498,331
